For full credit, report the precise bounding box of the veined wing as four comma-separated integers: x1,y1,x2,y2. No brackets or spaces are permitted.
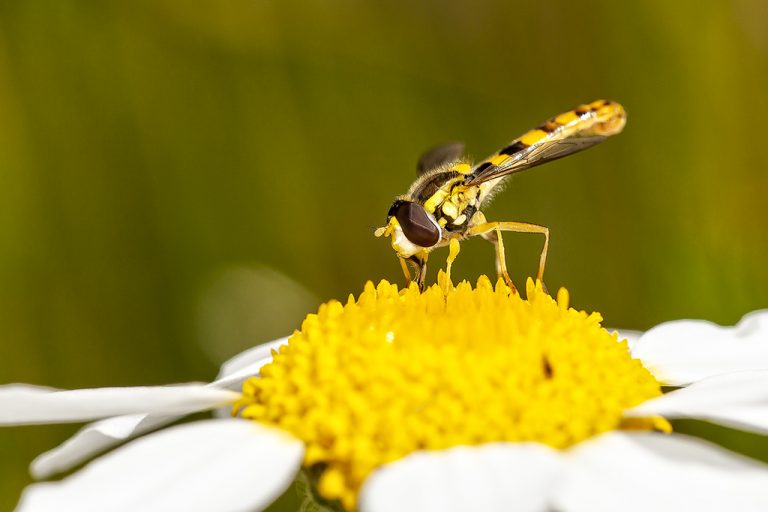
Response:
465,99,626,186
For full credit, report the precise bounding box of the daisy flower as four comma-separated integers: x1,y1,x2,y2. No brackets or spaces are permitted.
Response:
2,275,768,512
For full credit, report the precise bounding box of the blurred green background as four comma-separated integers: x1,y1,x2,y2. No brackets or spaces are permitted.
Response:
1,0,767,508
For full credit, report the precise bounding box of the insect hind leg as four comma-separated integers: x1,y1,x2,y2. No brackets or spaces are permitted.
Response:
469,220,550,293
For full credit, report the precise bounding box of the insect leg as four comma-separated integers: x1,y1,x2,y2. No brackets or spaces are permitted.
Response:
468,221,550,290
399,257,412,284
476,225,516,292
405,253,428,291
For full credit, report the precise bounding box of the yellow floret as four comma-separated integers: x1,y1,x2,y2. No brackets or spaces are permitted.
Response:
234,275,664,510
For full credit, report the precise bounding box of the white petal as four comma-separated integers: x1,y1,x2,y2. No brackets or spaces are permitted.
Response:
359,443,564,512
28,381,244,477
0,384,239,425
632,309,768,385
213,337,288,390
18,419,304,512
20,340,287,478
23,341,285,477
216,337,288,380
626,369,768,434
212,357,277,392
30,414,176,479
553,431,768,512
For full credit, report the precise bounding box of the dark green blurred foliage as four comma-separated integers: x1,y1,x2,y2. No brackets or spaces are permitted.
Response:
1,0,767,508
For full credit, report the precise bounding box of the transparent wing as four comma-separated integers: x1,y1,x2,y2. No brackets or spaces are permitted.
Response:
417,142,465,175
464,135,607,186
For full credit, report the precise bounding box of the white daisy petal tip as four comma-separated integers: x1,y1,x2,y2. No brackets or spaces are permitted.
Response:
631,309,768,386
18,419,304,512
359,443,564,512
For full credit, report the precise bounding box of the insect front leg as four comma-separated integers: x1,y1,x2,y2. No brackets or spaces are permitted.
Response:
468,220,550,293
402,253,429,291
398,257,412,283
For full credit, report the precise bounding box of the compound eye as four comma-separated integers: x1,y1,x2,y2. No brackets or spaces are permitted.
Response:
392,201,440,247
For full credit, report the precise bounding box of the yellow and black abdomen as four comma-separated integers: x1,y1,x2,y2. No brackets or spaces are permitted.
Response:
466,99,626,193
484,99,626,167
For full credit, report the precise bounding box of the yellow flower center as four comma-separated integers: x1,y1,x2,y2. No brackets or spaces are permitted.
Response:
234,275,666,511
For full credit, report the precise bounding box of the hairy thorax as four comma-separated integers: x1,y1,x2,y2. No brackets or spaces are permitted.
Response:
406,166,491,242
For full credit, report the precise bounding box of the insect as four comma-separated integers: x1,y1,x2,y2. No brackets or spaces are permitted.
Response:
375,99,626,292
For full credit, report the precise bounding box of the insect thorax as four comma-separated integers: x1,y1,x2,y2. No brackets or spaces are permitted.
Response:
409,168,482,234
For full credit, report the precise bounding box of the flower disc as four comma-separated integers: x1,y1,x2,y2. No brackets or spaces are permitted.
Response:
235,277,663,510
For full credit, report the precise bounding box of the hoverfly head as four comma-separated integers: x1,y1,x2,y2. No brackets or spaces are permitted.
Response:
385,200,441,249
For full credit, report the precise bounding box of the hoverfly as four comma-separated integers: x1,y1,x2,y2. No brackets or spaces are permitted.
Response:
375,99,626,292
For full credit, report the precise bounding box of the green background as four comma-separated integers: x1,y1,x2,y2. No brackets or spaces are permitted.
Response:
1,0,767,509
